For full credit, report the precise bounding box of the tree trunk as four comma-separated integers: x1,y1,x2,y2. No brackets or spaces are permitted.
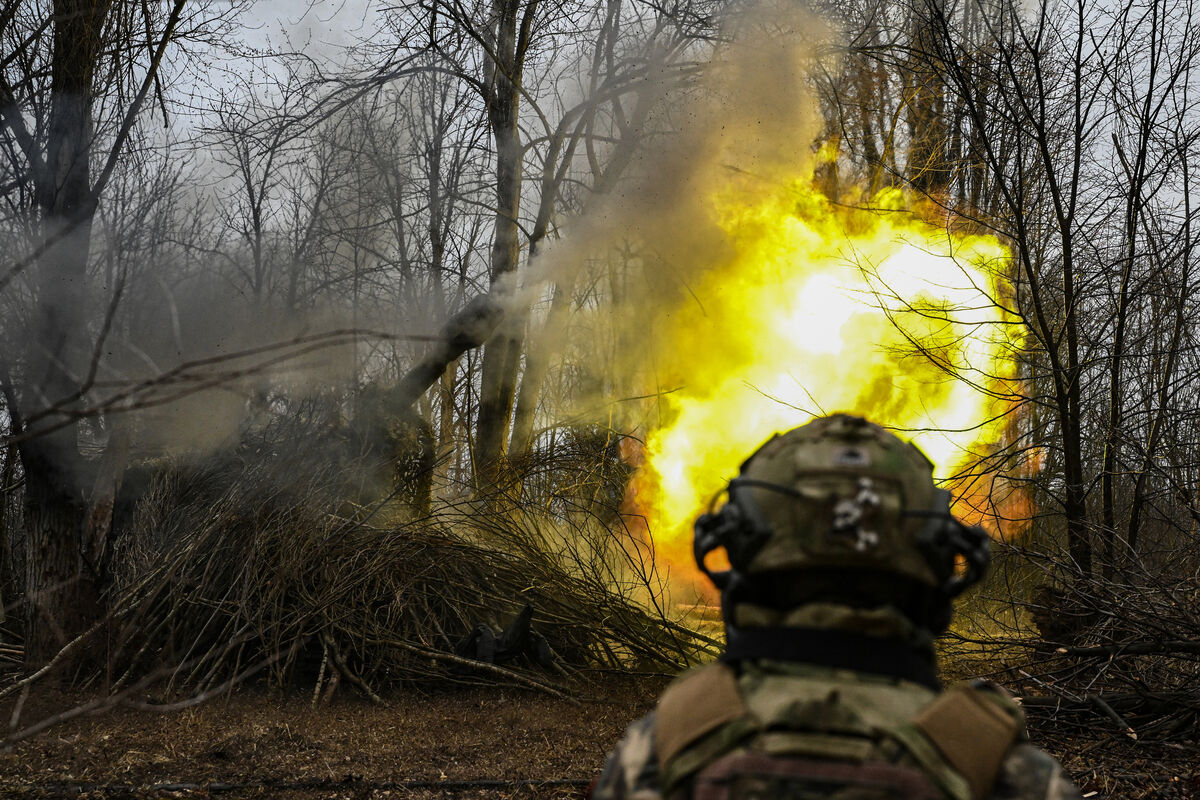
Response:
0,441,16,628
1062,427,1093,578
474,0,531,487
21,0,109,669
507,72,654,466
508,278,569,462
21,446,98,670
906,0,948,195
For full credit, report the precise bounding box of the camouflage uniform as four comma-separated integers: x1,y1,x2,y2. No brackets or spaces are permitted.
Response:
593,415,1083,800
592,661,1082,800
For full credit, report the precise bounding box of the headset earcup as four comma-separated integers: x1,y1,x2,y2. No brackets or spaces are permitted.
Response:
693,509,733,590
944,522,990,598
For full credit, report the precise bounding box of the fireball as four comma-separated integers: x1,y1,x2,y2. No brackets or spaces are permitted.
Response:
626,183,1021,574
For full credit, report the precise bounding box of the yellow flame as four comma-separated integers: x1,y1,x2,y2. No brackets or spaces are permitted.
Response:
628,183,1021,573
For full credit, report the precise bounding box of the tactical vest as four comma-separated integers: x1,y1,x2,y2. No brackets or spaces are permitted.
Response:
654,662,1024,800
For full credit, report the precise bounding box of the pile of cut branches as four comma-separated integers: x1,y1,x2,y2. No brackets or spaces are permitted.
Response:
944,547,1200,745
2,442,714,744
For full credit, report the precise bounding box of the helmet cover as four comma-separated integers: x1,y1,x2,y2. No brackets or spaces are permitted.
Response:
694,414,989,604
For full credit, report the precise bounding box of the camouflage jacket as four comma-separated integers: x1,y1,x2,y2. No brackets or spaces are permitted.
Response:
592,663,1082,800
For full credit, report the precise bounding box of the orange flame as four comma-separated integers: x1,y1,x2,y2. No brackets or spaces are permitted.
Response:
624,183,1024,583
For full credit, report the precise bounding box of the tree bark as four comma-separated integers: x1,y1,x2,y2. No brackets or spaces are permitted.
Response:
906,0,948,195
474,0,536,487
0,441,14,627
21,446,98,670
20,0,110,669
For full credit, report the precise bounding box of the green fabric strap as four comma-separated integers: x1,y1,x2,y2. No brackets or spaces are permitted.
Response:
661,716,759,795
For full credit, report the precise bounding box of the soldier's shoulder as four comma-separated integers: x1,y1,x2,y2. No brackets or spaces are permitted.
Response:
991,743,1083,800
590,712,662,800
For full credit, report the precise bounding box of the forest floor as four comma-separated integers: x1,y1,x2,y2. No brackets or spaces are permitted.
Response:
0,671,1196,800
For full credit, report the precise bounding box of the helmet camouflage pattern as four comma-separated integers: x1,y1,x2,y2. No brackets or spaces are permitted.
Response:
739,414,939,585
694,413,989,605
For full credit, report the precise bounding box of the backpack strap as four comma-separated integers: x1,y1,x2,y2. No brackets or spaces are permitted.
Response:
912,681,1025,799
655,663,749,772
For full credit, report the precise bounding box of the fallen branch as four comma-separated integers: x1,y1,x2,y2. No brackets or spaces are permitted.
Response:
1048,640,1200,658
0,616,110,702
375,637,579,704
322,632,383,705
1018,690,1200,709
121,641,302,713
2,665,170,749
1088,694,1137,739
1,640,293,747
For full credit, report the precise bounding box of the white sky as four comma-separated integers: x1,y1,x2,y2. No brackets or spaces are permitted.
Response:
238,0,378,58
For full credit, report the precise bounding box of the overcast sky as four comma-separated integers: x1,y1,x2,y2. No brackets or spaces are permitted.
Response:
238,0,378,58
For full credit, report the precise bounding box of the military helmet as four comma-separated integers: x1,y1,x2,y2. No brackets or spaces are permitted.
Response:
694,414,989,622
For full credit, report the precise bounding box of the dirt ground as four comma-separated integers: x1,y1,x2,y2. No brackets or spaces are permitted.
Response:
0,673,1196,800
0,674,666,800
1048,733,1198,800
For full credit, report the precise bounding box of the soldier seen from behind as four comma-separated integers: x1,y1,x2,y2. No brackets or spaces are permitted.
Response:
592,414,1082,800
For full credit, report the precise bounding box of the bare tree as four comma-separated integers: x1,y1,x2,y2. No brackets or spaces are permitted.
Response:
356,0,721,489
0,0,242,667
825,0,1200,585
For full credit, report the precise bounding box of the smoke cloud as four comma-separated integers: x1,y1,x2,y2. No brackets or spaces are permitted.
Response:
525,0,832,429
522,0,1020,575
